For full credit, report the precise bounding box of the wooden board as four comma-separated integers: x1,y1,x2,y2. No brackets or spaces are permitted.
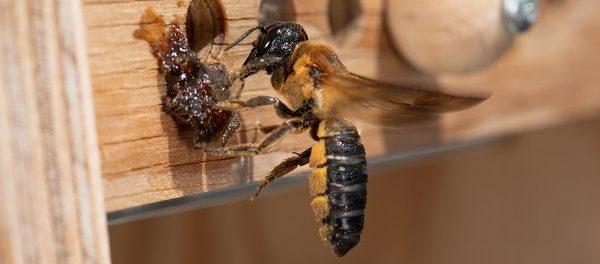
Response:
84,0,600,212
0,0,111,263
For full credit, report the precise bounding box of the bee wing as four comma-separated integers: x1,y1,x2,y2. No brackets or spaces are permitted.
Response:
319,72,489,127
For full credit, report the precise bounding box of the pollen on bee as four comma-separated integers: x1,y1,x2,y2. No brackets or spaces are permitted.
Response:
311,195,330,222
309,167,328,196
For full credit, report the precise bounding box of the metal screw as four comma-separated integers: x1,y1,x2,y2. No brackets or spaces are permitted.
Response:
503,0,539,34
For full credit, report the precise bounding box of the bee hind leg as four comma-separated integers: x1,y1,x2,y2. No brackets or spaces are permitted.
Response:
253,148,312,199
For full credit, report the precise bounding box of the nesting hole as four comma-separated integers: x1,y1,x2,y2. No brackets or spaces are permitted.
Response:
186,0,227,58
258,0,296,26
328,0,362,41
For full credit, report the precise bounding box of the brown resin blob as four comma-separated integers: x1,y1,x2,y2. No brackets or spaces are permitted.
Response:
135,9,239,146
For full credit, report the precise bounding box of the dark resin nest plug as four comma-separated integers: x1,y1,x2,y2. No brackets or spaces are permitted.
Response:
136,10,240,147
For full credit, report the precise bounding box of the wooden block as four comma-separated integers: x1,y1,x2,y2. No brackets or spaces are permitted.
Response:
83,0,600,212
0,0,110,263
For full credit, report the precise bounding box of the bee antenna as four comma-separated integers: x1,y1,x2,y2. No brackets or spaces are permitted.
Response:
224,25,266,51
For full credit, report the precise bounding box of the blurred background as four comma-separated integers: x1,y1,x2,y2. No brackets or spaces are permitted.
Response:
110,117,600,264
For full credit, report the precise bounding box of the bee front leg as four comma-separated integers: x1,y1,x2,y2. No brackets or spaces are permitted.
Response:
200,117,307,156
252,148,312,199
256,101,304,134
214,99,302,135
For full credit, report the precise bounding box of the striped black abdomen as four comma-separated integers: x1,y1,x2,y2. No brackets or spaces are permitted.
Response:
309,119,367,256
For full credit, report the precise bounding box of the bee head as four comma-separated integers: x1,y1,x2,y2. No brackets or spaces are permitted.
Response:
226,22,308,75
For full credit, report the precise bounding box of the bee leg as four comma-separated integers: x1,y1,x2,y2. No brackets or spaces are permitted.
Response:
273,100,303,119
252,148,312,199
200,117,308,156
257,123,280,134
214,96,279,112
254,102,302,133
229,78,245,99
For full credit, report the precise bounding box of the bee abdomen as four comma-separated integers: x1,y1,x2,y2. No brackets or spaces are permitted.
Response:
309,119,367,257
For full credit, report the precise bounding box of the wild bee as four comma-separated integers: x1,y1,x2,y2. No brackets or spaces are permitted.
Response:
201,22,488,256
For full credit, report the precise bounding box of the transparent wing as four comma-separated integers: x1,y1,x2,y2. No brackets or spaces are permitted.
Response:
319,72,489,127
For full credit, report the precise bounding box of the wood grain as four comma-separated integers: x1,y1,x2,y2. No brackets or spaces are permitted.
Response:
0,0,110,263
85,0,600,212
